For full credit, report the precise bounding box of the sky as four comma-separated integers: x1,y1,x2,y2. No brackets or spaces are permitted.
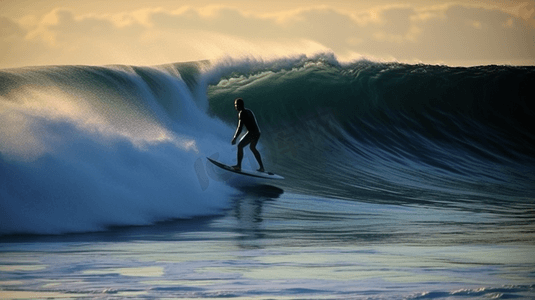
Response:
1,0,534,68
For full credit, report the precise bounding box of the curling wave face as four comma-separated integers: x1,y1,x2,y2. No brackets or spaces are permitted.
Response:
208,59,535,203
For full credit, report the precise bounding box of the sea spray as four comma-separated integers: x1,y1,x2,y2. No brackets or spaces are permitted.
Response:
0,63,234,235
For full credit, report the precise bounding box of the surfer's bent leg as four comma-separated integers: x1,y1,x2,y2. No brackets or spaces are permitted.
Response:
249,133,265,172
233,132,253,171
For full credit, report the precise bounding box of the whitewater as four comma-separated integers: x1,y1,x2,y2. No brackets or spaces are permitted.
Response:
1,54,534,299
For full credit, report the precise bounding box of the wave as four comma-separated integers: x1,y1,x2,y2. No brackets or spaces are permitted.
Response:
1,54,534,235
208,57,535,202
0,62,235,235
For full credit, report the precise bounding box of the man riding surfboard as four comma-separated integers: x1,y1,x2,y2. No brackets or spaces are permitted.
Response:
231,98,265,172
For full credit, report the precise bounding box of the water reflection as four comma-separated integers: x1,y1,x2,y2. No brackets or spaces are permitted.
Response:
229,184,284,249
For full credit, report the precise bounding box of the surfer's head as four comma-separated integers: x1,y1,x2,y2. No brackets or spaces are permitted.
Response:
234,98,244,111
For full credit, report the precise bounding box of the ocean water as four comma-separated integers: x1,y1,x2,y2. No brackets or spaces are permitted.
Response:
1,55,534,299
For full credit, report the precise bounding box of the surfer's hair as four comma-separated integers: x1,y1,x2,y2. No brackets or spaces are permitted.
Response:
235,98,244,109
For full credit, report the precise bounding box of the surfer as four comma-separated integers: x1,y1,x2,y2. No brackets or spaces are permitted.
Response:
231,98,265,172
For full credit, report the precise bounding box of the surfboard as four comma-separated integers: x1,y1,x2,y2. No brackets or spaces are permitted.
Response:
207,157,284,180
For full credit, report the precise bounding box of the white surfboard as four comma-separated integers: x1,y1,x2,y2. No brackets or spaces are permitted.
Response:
207,157,284,180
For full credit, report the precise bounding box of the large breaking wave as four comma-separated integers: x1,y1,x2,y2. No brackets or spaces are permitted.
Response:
1,55,534,235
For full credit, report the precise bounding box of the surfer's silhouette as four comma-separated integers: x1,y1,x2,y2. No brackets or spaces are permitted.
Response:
231,98,265,172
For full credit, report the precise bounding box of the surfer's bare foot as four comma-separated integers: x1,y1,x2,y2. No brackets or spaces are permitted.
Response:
231,165,241,171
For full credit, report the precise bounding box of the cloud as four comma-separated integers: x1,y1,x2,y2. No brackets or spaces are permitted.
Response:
405,4,535,64
0,3,533,68
0,16,24,38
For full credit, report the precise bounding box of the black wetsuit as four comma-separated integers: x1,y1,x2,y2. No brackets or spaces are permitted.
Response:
233,108,261,143
233,108,264,171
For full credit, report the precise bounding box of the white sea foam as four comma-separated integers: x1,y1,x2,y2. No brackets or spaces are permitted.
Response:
0,64,235,235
